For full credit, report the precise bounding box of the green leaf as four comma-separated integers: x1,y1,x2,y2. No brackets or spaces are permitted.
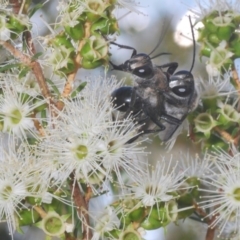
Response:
71,82,87,98
31,52,43,61
19,67,31,78
45,78,61,96
28,3,44,18
0,63,21,72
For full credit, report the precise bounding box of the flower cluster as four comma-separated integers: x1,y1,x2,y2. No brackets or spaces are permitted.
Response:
1,0,240,240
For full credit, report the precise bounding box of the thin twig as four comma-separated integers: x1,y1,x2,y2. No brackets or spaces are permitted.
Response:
31,112,45,136
57,21,91,111
9,0,22,14
232,69,240,112
213,126,238,146
69,172,92,240
33,206,47,218
0,40,53,103
85,186,93,206
193,202,216,240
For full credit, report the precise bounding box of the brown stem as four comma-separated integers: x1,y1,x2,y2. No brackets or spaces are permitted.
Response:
0,40,53,104
232,69,240,112
69,172,92,240
193,202,216,240
65,232,77,240
85,186,93,206
9,0,22,14
56,22,92,111
31,112,45,136
213,126,238,146
23,30,36,55
33,206,47,218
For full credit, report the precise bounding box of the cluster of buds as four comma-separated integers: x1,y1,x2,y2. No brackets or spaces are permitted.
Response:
94,174,200,240
45,0,119,75
188,9,240,151
198,10,240,75
0,9,30,41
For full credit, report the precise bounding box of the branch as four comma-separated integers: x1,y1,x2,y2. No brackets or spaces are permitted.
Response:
193,202,216,240
213,126,238,146
69,172,92,240
33,206,47,218
9,0,22,14
61,22,91,99
0,40,53,104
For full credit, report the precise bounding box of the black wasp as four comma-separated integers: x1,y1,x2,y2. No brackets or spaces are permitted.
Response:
110,17,198,143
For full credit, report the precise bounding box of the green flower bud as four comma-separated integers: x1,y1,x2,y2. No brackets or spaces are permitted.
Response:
204,18,218,33
7,14,29,34
35,211,70,237
202,97,218,112
91,17,119,35
118,213,132,228
51,33,74,52
119,225,142,240
186,177,200,198
85,0,110,22
203,135,229,152
141,216,164,230
18,209,40,226
129,207,145,222
194,113,218,138
217,104,240,125
64,22,84,41
231,41,240,57
166,200,178,222
177,203,194,219
80,34,108,61
178,192,194,205
104,229,121,238
81,58,104,69
208,33,221,45
200,45,212,58
217,25,234,41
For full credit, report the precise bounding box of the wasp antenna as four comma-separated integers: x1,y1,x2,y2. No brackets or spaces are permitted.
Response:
150,52,171,60
148,17,171,56
110,42,137,56
189,15,196,73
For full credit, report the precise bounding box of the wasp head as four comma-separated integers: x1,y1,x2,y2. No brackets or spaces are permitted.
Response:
110,53,155,79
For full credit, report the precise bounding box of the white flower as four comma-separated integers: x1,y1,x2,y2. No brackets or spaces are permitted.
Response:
57,0,85,28
36,77,147,190
91,206,120,240
97,117,147,185
0,137,43,237
0,78,46,140
197,73,236,100
195,0,240,17
198,152,240,236
177,152,214,179
127,159,185,207
208,41,234,75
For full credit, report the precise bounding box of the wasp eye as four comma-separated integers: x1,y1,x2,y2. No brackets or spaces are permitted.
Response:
171,86,192,97
132,66,154,78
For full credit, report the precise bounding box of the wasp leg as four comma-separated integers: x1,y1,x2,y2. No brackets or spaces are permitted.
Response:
109,61,125,71
157,62,178,75
160,113,181,125
110,42,137,57
126,128,164,144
